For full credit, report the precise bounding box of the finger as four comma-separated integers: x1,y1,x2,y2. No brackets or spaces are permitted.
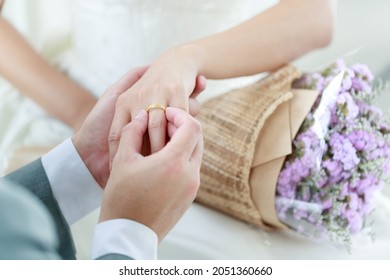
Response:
188,98,201,117
148,109,167,154
116,110,148,163
109,106,131,168
168,87,190,113
167,121,177,140
94,66,149,128
108,66,149,168
165,107,201,160
190,133,204,168
191,75,207,99
96,66,150,117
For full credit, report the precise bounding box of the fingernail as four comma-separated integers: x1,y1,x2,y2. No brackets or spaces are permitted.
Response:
135,110,146,119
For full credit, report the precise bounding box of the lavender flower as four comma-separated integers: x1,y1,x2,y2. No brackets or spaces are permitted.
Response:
276,60,390,248
351,63,374,94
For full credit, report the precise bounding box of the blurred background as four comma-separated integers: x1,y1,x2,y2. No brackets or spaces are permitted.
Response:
297,0,390,82
298,0,390,156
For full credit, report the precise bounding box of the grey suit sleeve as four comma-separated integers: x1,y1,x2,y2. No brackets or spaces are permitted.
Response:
3,159,76,260
0,180,60,260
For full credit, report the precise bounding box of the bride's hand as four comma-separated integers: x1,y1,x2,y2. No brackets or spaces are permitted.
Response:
72,66,148,188
108,46,206,165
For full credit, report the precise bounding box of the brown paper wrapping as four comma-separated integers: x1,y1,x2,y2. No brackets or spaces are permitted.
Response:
196,65,319,230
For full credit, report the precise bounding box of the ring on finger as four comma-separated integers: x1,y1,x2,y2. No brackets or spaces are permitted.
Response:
146,104,166,113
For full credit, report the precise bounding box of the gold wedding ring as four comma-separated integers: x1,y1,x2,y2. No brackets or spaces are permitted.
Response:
146,104,166,113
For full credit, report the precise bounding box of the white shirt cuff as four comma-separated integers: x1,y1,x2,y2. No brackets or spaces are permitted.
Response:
92,219,158,260
41,138,102,225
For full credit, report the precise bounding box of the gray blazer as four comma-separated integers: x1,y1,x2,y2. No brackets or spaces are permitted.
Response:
0,159,132,260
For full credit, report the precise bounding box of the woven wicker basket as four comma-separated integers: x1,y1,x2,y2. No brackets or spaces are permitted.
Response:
196,65,304,229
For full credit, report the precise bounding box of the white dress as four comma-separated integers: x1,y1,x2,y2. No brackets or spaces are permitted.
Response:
1,0,390,259
65,0,276,101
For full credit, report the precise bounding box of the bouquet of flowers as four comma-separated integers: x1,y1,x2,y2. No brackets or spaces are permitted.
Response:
275,60,390,248
196,60,390,251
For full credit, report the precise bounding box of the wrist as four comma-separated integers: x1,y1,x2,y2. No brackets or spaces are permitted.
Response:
99,192,132,224
71,134,89,173
168,43,204,76
71,135,105,188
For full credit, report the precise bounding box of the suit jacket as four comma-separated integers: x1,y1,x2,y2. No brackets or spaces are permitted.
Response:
0,159,132,260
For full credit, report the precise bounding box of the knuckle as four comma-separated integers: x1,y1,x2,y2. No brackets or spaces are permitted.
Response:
140,84,165,100
117,90,139,107
167,82,185,94
115,94,128,110
134,88,147,104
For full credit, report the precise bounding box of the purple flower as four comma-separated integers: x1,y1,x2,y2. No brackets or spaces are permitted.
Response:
276,59,390,246
355,175,378,194
348,193,359,210
293,72,325,92
324,59,347,77
352,63,374,82
336,92,359,120
342,209,363,234
339,183,349,198
323,159,342,180
347,130,374,151
329,133,360,171
367,148,384,161
351,63,374,93
340,69,355,93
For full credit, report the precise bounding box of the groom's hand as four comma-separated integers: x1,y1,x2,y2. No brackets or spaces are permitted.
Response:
72,66,148,188
100,107,203,241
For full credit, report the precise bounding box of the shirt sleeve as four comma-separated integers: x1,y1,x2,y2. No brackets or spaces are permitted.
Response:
41,138,158,259
92,219,158,260
41,138,102,225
